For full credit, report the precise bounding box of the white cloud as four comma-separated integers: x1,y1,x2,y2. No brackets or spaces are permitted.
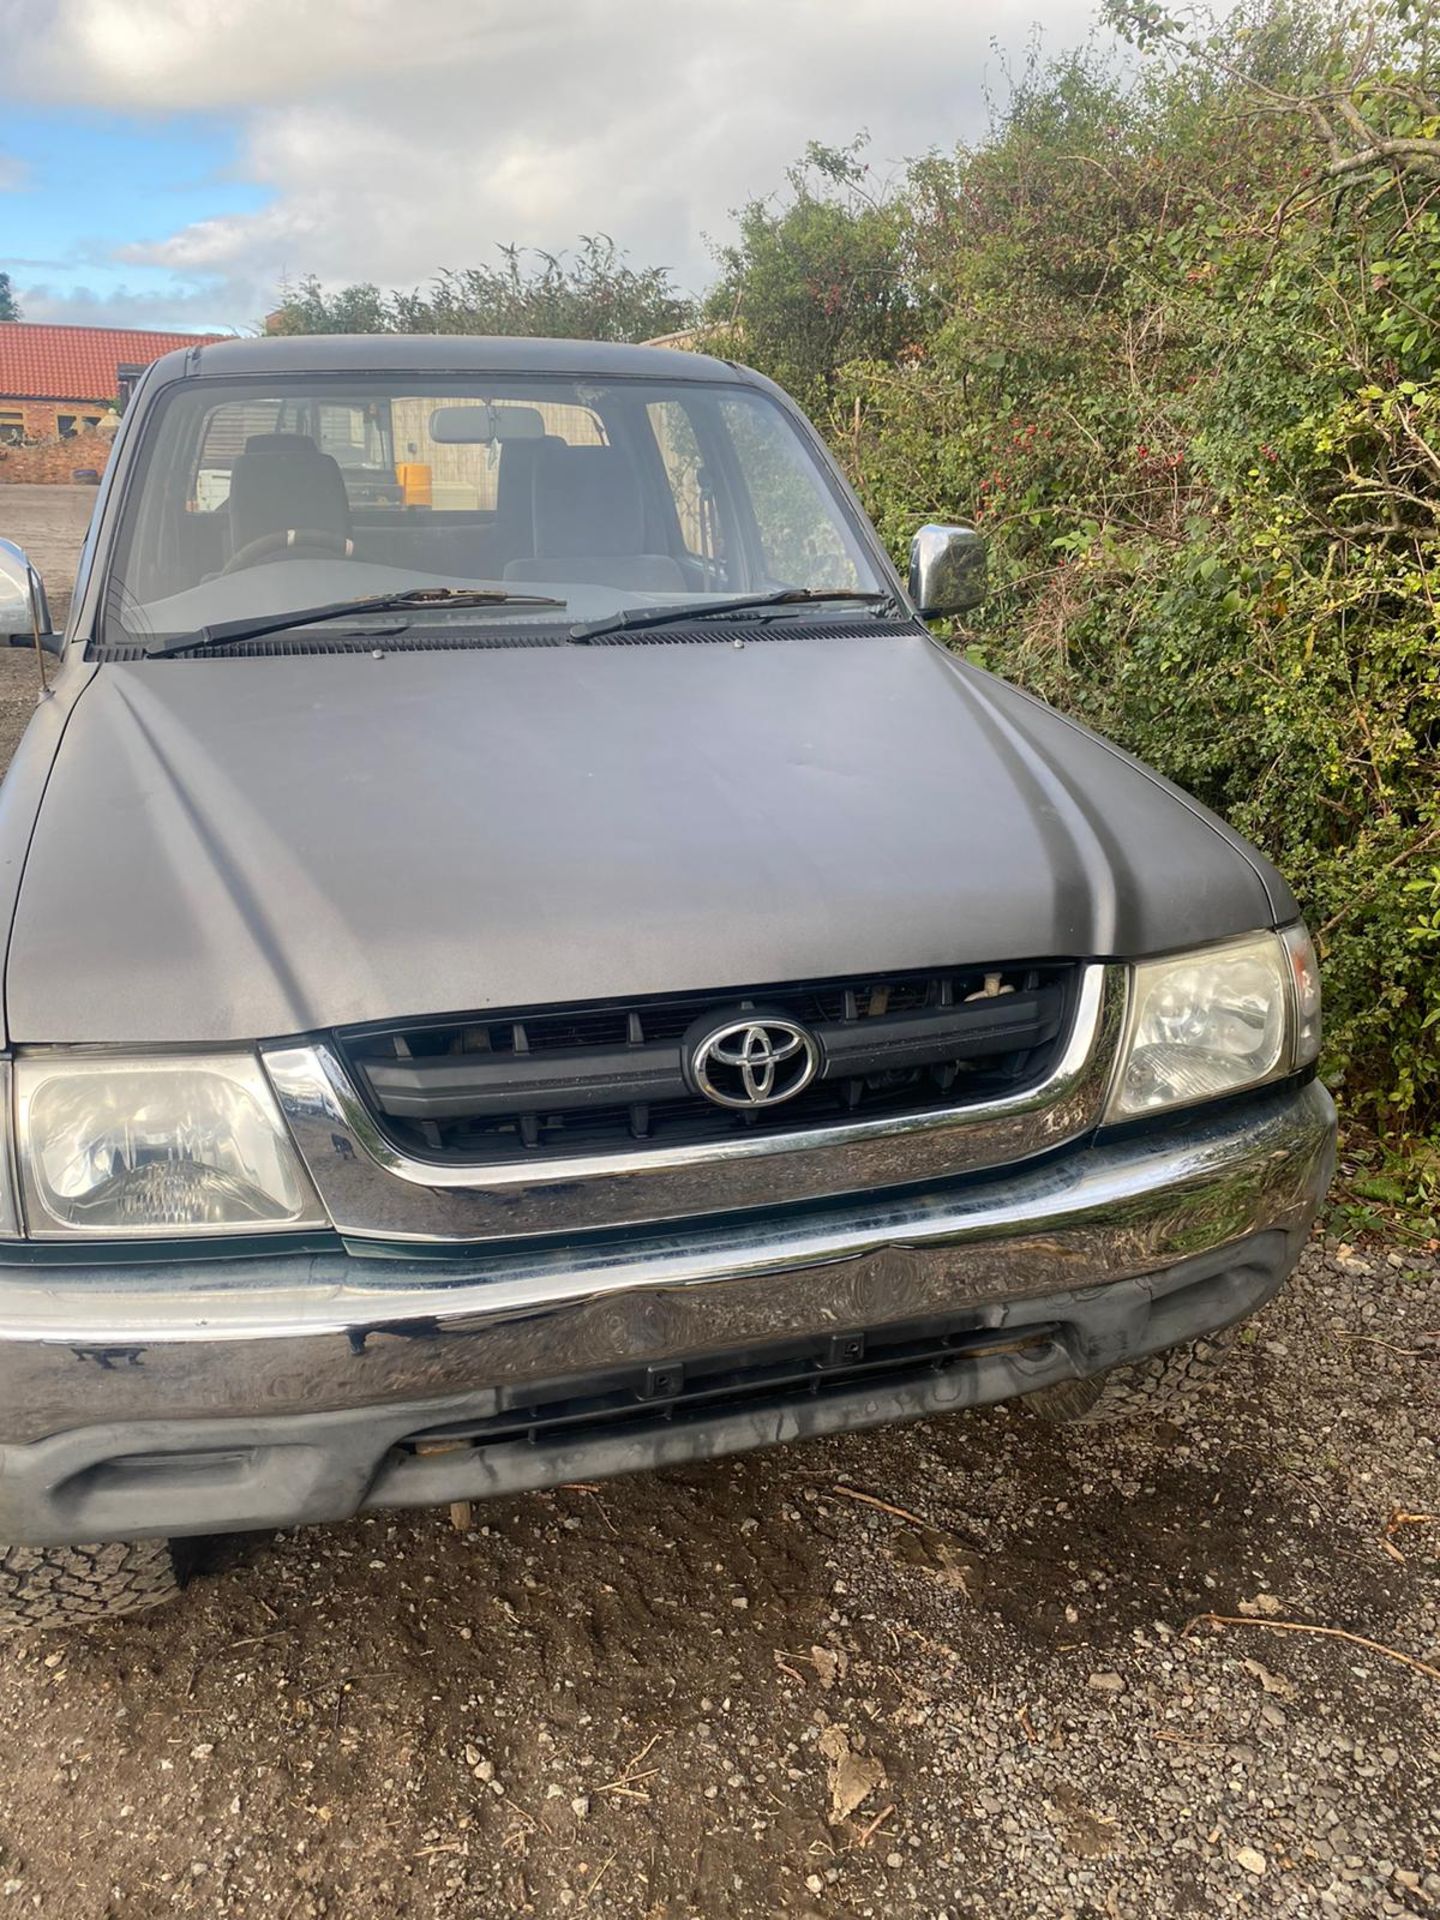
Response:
7,0,555,109
7,0,1100,327
11,281,243,332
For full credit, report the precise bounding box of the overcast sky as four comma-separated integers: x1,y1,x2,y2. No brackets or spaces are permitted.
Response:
0,0,1099,334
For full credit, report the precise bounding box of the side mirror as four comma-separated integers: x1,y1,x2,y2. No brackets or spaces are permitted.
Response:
0,540,60,656
909,523,987,618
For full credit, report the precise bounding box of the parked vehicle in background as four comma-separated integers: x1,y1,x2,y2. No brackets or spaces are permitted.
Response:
0,335,1334,1625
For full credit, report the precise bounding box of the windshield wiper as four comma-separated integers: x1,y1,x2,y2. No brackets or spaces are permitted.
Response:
568,587,898,643
148,587,569,659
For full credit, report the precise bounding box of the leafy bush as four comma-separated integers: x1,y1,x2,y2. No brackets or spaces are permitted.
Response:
703,140,920,416
722,6,1439,1152
271,235,691,344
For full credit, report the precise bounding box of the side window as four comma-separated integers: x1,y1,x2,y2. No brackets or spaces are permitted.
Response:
189,398,283,510
718,397,861,589
306,400,401,508
313,401,384,466
646,399,730,582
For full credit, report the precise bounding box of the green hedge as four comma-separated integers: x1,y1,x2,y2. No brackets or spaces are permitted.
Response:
715,10,1439,1151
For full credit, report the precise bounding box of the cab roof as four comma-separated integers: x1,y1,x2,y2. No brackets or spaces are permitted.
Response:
146,333,746,386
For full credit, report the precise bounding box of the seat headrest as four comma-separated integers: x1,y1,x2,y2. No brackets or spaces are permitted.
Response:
531,442,644,557
228,434,352,554
492,433,557,549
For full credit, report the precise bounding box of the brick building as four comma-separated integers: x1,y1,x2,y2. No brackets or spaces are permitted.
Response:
0,322,230,443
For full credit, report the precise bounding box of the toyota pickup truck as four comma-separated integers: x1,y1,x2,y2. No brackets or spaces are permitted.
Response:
0,335,1335,1626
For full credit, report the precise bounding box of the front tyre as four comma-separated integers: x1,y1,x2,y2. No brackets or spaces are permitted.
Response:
0,1539,182,1629
1026,1330,1238,1427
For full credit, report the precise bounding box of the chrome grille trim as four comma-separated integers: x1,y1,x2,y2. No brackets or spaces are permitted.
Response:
262,963,1124,1244
339,963,1074,1160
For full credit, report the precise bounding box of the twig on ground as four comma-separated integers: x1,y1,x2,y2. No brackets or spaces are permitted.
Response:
830,1485,936,1529
1388,1509,1439,1534
586,1852,618,1902
830,1482,990,1552
1184,1612,1440,1683
561,1483,621,1535
1336,1332,1432,1357
597,1734,662,1793
855,1804,896,1849
497,1790,541,1833
1383,1510,1439,1564
893,1620,963,1666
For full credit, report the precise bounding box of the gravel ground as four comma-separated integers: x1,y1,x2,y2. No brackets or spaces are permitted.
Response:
0,489,1434,1918
0,1241,1431,1920
0,484,93,626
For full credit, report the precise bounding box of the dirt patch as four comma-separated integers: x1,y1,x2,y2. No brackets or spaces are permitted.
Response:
0,484,97,759
0,483,96,628
0,1245,1430,1919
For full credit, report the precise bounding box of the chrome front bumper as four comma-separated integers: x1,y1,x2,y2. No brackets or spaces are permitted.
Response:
0,1080,1334,1544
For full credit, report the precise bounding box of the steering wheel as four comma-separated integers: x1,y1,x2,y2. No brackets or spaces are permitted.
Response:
221,528,353,575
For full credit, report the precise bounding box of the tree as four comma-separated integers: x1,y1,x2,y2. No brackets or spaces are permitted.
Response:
271,278,389,334
703,139,917,421
0,274,19,322
270,236,692,343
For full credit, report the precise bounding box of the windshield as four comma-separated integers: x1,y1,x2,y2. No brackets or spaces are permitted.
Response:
100,372,886,650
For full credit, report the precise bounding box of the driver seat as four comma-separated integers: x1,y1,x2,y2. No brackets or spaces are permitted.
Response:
227,432,352,560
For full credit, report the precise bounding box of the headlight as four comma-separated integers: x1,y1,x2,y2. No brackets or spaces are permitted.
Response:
14,1053,324,1237
1106,928,1318,1122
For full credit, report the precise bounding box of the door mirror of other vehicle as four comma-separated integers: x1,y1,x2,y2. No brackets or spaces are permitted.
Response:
0,540,60,655
909,523,987,618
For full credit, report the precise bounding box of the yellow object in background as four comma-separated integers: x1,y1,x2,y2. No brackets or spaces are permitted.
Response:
396,462,432,507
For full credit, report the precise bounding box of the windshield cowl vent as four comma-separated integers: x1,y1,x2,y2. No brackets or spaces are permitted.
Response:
92,617,919,663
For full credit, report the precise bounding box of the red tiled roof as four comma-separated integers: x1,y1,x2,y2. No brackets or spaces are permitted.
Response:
0,322,231,403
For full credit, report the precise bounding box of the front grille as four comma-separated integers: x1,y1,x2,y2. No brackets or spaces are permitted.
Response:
339,962,1078,1164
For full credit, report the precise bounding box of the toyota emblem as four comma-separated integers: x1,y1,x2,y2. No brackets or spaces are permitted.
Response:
687,1015,820,1110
